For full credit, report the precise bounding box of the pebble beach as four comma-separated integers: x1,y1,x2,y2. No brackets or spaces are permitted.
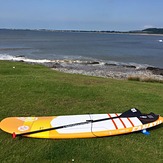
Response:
42,59,163,82
1,54,163,82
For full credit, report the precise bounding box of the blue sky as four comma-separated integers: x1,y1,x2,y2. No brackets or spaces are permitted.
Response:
0,0,163,31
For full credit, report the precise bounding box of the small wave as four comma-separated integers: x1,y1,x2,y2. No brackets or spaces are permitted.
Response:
0,53,154,70
0,48,32,51
0,54,16,60
0,54,54,63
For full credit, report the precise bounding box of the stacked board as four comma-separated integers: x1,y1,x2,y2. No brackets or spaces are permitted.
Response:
0,108,163,139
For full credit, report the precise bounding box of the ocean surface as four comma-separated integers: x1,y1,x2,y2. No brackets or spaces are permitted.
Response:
0,29,163,68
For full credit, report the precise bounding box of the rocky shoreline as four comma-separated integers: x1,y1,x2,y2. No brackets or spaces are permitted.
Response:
1,54,163,82
42,60,163,82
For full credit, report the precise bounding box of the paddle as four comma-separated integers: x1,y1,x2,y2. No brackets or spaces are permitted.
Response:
12,108,142,138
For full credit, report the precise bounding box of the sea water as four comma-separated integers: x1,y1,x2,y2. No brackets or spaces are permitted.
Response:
0,29,163,68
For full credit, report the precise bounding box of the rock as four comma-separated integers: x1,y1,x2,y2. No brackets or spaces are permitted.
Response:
105,63,117,66
86,61,100,64
43,62,62,68
123,65,136,68
16,55,25,58
147,67,163,76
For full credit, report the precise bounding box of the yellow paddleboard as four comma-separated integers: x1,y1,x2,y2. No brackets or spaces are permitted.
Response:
0,108,163,139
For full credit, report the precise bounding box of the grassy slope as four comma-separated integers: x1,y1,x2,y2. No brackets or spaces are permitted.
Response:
0,61,163,163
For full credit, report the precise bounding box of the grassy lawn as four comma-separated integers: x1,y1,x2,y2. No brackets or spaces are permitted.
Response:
0,60,163,163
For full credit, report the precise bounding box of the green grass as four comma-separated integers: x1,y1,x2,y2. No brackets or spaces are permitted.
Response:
0,61,163,163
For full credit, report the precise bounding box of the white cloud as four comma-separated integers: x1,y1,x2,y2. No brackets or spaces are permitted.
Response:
143,25,154,29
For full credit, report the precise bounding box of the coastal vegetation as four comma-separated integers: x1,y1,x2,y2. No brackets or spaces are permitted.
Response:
142,28,163,34
0,61,163,163
1,28,163,34
127,75,163,83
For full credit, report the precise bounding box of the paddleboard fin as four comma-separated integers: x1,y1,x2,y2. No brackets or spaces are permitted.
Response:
141,129,150,135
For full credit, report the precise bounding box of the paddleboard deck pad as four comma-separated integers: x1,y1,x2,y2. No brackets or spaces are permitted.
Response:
0,108,162,139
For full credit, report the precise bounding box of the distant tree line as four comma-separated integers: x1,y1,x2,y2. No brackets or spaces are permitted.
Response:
142,28,163,34
1,28,163,34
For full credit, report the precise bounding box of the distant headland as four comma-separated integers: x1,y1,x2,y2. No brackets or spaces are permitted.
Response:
0,28,163,35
